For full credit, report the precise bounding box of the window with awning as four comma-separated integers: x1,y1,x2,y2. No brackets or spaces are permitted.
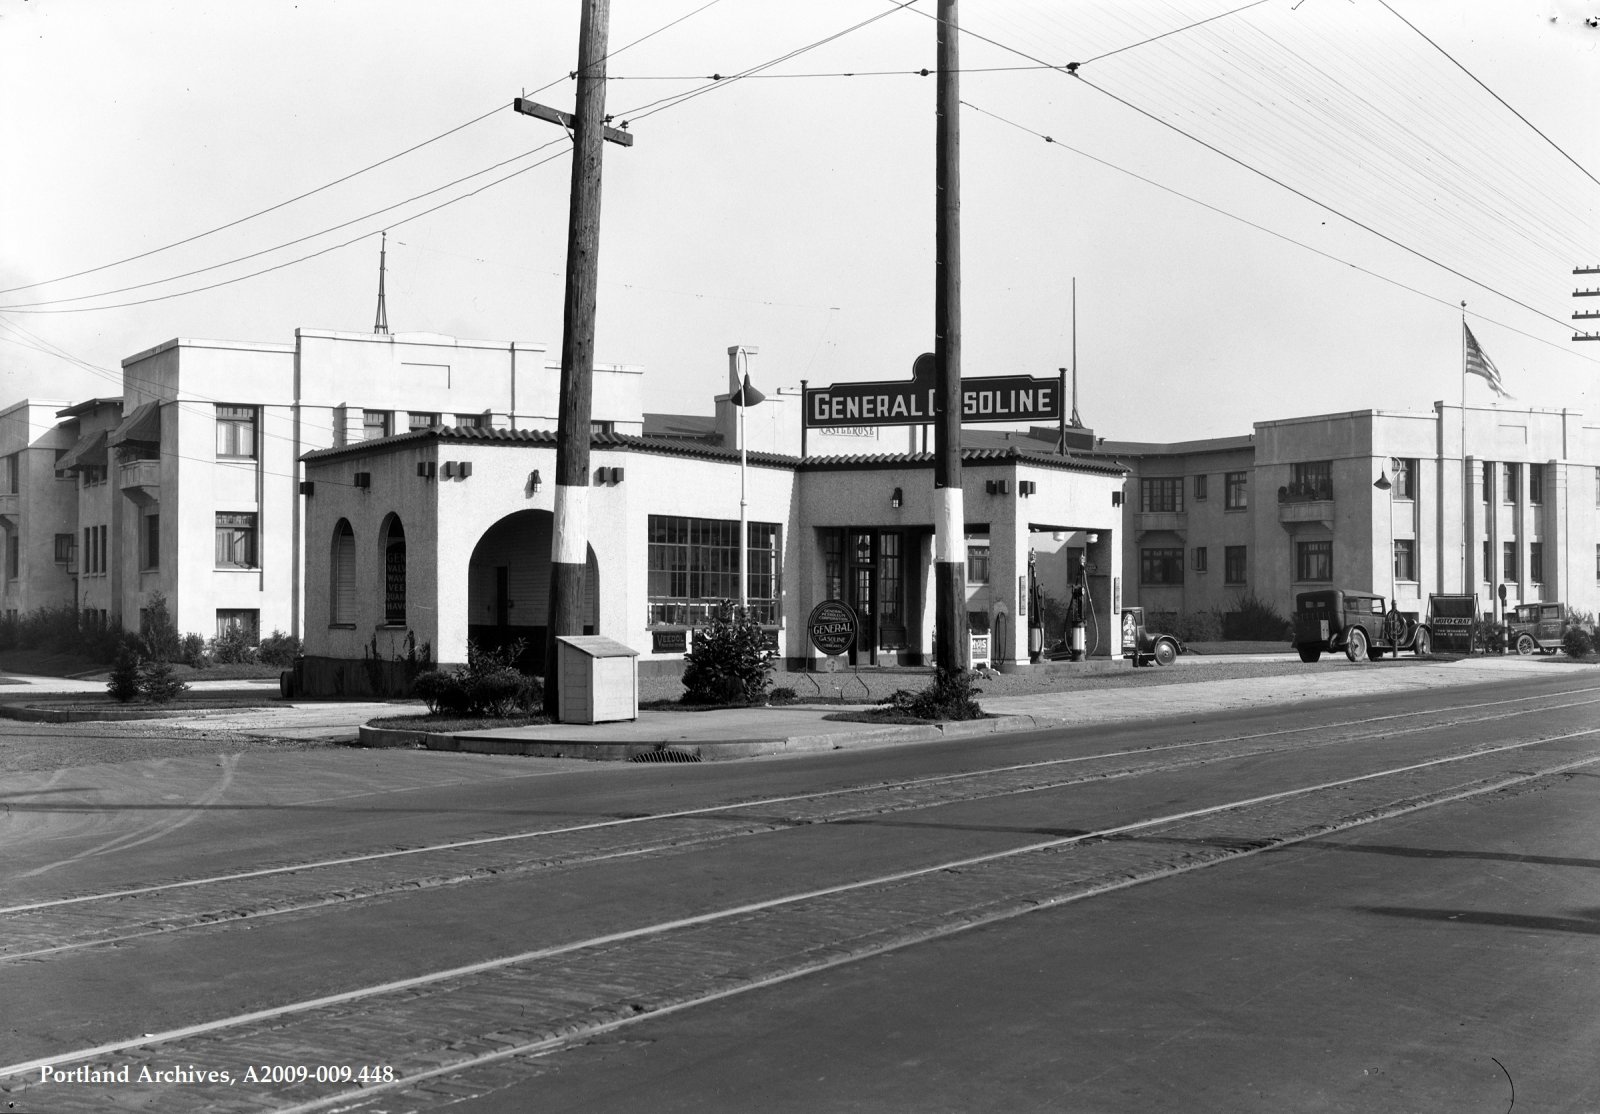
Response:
55,429,108,472
108,400,162,458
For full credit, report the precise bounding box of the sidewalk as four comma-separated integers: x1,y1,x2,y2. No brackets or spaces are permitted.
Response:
388,655,1574,762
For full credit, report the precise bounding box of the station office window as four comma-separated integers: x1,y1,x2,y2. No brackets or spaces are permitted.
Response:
1193,474,1207,502
1224,545,1247,585
1393,539,1415,582
1295,539,1332,582
966,531,991,584
1140,477,1183,514
646,515,781,626
1225,471,1248,510
215,405,257,459
1140,547,1184,585
362,410,391,440
215,512,258,569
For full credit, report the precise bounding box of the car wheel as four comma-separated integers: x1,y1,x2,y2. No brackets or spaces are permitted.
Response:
1153,639,1177,667
1297,645,1322,663
1515,633,1537,655
1345,627,1368,663
1412,628,1430,658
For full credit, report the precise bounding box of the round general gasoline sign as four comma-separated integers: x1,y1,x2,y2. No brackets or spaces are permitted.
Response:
807,600,859,656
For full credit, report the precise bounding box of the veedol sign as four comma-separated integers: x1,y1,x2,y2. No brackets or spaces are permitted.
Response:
804,353,1061,430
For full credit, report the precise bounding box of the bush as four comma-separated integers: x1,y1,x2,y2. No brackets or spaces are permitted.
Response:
139,593,182,662
139,657,190,703
411,640,539,717
107,646,143,702
769,686,798,705
209,624,259,665
1223,594,1293,641
879,668,983,721
1562,626,1594,660
258,630,301,668
178,633,211,669
681,608,774,705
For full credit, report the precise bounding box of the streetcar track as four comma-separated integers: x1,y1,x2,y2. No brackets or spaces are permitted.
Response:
6,687,1591,917
3,690,1597,963
6,723,1598,1100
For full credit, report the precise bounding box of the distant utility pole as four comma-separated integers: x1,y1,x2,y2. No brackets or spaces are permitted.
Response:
932,0,969,674
514,0,632,717
1573,264,1600,342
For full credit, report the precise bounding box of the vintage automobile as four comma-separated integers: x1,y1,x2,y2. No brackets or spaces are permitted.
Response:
1294,588,1430,663
1120,607,1183,667
1506,602,1573,655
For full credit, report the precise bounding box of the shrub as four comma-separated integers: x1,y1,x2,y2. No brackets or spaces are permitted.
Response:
138,657,190,703
769,686,798,705
209,624,259,665
139,593,182,663
258,630,301,668
411,640,539,717
681,608,774,705
1562,626,1594,660
1223,594,1293,641
107,646,143,702
178,633,211,669
879,668,983,721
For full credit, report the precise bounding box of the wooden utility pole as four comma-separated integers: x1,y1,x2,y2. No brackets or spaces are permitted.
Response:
542,0,614,716
932,0,969,673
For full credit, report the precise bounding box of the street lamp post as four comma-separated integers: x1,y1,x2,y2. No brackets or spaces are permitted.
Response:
1374,466,1395,657
728,346,763,614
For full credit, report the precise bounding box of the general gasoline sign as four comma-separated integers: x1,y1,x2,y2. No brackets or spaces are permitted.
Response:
804,353,1061,429
807,600,859,656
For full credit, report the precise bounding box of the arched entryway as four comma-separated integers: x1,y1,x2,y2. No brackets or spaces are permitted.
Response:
467,509,598,672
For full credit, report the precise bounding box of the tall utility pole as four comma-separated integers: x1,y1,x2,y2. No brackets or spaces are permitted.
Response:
932,0,969,673
544,0,613,716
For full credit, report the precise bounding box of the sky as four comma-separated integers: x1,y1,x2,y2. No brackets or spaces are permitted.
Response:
1,0,1597,442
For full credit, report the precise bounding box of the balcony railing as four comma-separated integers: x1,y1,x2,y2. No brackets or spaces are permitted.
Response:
1277,480,1333,504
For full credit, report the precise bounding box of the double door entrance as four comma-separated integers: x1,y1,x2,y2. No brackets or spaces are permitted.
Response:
822,528,916,666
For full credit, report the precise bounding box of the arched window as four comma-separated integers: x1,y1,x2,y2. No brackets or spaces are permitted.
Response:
382,516,406,625
330,519,356,626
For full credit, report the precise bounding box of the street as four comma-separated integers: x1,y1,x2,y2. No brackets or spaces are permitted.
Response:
2,668,1598,1112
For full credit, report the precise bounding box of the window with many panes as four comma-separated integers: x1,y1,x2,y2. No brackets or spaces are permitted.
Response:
1392,458,1415,500
1295,540,1332,582
1225,471,1248,510
1393,539,1415,582
1502,541,1517,581
1224,545,1247,584
454,413,486,429
215,512,258,568
1503,463,1519,503
407,412,439,432
216,609,259,643
54,533,75,568
1140,477,1183,513
966,531,991,584
215,405,257,458
647,516,781,626
1140,547,1184,584
362,410,391,441
822,531,843,602
1529,465,1544,506
383,518,407,624
1288,461,1332,501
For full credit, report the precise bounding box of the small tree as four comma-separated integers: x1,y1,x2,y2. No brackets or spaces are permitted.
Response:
139,657,189,704
140,593,182,662
1562,626,1594,660
681,607,774,705
107,646,143,702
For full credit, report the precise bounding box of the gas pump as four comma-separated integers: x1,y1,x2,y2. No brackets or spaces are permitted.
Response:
1027,549,1045,663
1067,551,1089,660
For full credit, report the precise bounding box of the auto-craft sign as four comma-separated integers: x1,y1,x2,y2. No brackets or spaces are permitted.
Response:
804,353,1061,429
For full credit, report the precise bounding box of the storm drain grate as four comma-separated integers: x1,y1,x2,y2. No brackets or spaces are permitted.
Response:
628,748,703,763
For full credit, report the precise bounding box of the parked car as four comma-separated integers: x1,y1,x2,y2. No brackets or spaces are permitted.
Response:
1120,607,1183,667
1506,602,1573,655
1294,588,1430,663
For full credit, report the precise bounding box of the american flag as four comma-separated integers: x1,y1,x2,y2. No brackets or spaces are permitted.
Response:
1463,323,1512,398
